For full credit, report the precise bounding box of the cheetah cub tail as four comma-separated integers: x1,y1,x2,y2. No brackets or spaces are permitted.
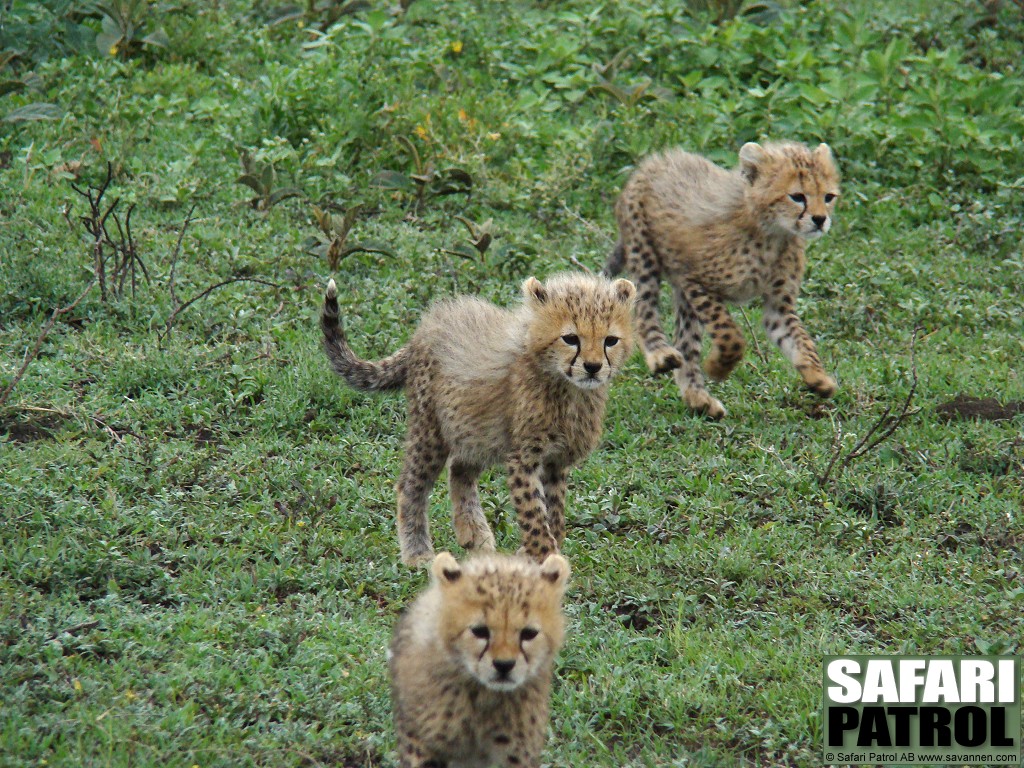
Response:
602,240,625,277
320,277,412,391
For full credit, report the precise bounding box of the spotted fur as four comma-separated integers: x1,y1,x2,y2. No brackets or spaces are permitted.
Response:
320,273,635,565
606,141,841,419
390,552,569,768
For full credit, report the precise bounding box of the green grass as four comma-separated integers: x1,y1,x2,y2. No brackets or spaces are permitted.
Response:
2,0,1023,766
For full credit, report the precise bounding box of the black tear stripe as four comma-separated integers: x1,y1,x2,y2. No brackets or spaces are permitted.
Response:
568,346,579,377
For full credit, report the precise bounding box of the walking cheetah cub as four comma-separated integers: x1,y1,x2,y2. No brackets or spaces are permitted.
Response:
320,272,635,566
389,551,570,768
607,141,841,419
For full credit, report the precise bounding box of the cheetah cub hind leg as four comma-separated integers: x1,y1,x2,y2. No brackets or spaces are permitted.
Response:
448,462,497,553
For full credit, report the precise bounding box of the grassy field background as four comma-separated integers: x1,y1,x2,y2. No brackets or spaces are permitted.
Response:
2,1,1022,765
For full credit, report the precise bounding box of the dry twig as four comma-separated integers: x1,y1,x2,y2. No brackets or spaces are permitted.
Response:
0,281,96,410
568,255,594,274
47,620,100,643
817,327,920,485
737,307,769,365
167,203,198,307
70,164,115,301
160,277,280,341
815,331,921,487
69,163,150,300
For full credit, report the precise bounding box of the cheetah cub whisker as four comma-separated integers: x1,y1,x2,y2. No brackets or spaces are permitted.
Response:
390,552,569,768
320,273,635,565
607,140,841,419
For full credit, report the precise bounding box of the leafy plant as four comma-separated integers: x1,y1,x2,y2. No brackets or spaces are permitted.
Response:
684,0,783,25
266,0,372,31
303,204,394,269
588,50,672,108
235,150,304,210
442,216,494,261
95,0,169,58
0,53,61,123
370,136,472,213
0,0,95,68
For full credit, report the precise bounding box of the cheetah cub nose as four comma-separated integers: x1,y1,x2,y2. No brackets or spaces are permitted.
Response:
493,659,516,678
811,215,827,229
583,361,603,375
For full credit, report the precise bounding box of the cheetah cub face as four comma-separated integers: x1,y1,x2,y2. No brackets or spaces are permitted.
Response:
522,274,636,391
740,141,840,241
434,552,569,692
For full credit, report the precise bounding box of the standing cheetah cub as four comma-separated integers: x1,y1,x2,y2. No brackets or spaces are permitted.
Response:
607,141,840,419
320,272,635,565
389,552,570,768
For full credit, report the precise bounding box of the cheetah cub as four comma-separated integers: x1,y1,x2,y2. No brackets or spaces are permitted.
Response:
320,272,635,566
607,141,840,419
389,552,570,768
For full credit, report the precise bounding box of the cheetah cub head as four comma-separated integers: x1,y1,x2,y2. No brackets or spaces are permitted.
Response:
433,552,570,692
739,141,841,241
522,273,636,391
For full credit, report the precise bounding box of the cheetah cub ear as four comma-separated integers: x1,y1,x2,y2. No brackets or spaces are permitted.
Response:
612,278,636,304
431,552,463,585
814,142,834,161
522,276,548,306
739,142,767,183
538,553,571,593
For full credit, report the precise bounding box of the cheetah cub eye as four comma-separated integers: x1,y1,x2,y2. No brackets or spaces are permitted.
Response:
561,333,579,346
604,336,620,348
470,625,490,640
789,193,806,205
520,627,539,642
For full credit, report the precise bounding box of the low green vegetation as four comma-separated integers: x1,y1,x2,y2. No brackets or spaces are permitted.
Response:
2,0,1022,765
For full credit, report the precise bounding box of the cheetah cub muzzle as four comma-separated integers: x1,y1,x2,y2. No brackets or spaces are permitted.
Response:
607,140,841,419
320,272,635,565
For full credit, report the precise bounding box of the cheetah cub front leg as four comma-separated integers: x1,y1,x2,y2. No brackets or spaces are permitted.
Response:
762,290,837,398
507,454,559,561
540,463,570,549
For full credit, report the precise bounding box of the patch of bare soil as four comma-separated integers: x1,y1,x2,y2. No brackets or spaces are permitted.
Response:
1,411,69,443
936,394,1024,422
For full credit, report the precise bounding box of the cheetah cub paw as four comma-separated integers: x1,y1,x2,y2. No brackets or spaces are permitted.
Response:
454,517,497,553
679,384,727,420
400,546,437,569
799,369,837,399
643,345,684,375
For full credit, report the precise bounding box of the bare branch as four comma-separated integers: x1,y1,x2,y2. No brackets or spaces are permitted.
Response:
71,163,115,301
168,204,198,307
47,620,100,642
17,404,140,443
838,335,919,471
817,416,845,486
0,282,96,410
160,277,280,341
817,327,920,485
560,202,615,246
737,307,768,365
568,255,594,274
